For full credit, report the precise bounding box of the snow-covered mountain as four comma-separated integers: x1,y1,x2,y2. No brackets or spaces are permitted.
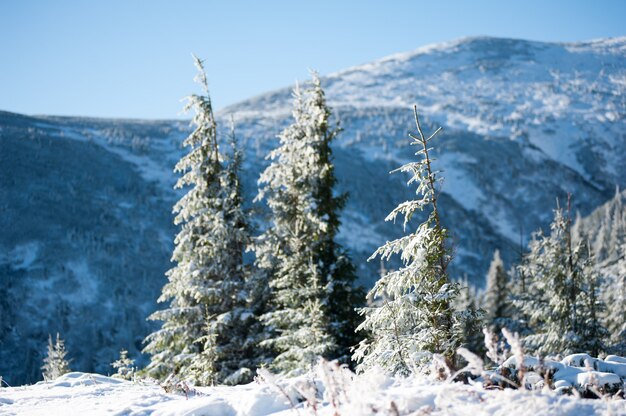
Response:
1,36,625,385
225,35,626,275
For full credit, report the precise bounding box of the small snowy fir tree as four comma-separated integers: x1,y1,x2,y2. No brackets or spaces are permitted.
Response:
254,72,362,374
516,200,608,356
572,189,626,355
353,107,462,375
454,277,485,356
213,125,258,383
111,349,135,381
143,56,252,385
503,266,533,337
576,258,608,357
599,240,626,355
41,333,71,381
483,250,511,330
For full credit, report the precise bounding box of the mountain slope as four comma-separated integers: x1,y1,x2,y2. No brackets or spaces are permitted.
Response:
1,36,625,385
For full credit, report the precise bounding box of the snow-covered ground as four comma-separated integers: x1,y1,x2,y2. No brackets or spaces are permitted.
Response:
2,363,625,416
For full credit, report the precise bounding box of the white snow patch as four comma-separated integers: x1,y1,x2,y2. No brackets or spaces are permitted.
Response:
64,260,99,304
437,152,482,213
54,126,179,191
606,355,626,364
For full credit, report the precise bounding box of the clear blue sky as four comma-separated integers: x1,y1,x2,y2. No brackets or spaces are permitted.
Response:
1,0,624,119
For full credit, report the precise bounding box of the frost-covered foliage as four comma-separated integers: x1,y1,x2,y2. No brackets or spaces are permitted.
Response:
604,242,626,355
353,107,463,375
516,203,608,356
143,56,252,385
483,250,512,331
573,189,626,355
111,349,135,381
455,278,485,356
41,333,71,381
254,73,362,374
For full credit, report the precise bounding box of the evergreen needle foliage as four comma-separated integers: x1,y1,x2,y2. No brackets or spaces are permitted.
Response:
111,349,135,381
572,189,626,355
483,250,512,331
41,333,71,381
143,56,252,385
353,107,462,375
455,277,485,356
254,72,362,374
516,199,609,356
605,241,626,355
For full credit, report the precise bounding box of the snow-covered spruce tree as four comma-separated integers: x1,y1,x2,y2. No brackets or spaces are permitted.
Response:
197,127,257,386
577,257,608,357
604,241,626,355
307,75,364,363
42,333,71,381
503,265,532,337
571,189,626,354
516,201,608,357
483,250,510,330
111,349,135,381
143,56,252,385
455,277,485,357
353,107,462,375
254,73,362,374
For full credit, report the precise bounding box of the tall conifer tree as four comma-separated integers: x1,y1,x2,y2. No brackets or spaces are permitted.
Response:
516,200,608,356
254,73,362,373
483,250,511,330
604,242,626,355
144,56,251,385
455,278,485,356
353,107,461,375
